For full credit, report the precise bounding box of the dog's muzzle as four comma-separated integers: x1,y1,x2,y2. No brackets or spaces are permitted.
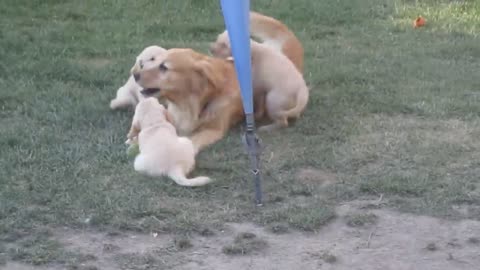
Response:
141,88,161,97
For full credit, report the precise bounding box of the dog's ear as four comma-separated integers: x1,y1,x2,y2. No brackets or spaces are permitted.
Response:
194,59,224,90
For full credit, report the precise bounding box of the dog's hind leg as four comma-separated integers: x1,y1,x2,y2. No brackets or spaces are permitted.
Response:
167,166,212,187
134,154,147,173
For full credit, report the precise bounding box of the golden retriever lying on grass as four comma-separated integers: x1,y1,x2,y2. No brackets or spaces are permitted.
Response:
127,11,304,151
131,48,245,154
126,97,212,187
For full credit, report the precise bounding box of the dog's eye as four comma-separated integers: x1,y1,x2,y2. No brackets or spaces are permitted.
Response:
159,63,168,72
150,57,155,61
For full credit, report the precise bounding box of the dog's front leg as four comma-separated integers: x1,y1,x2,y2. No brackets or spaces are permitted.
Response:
127,123,141,142
189,128,225,155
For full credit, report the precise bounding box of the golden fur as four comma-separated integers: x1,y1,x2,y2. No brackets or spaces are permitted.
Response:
210,11,304,74
210,11,307,127
211,32,309,132
131,48,244,153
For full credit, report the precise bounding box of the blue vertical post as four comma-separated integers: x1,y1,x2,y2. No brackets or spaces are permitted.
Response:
220,0,263,206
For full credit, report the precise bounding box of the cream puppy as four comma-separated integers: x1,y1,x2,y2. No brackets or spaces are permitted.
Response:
126,97,212,187
210,31,309,132
110,45,167,110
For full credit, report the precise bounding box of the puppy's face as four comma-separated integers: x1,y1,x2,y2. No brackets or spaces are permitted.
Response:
209,31,232,59
132,48,223,100
131,45,166,73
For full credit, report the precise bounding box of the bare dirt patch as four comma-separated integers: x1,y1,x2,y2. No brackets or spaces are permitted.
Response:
0,262,57,270
20,200,476,270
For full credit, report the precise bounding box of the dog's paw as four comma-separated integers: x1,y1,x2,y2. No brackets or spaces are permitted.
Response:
110,98,126,110
110,93,134,110
110,99,118,109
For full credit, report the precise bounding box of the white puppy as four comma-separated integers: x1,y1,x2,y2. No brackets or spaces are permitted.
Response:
126,97,212,187
210,32,309,132
110,45,167,110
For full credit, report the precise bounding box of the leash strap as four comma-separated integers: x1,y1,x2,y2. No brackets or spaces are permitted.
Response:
242,113,263,206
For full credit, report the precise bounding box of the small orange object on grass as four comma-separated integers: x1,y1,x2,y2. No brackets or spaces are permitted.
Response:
413,16,426,28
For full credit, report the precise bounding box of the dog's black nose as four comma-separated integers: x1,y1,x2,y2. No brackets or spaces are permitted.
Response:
133,73,140,82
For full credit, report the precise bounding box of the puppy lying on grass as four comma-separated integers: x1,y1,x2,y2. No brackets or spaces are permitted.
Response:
126,97,212,187
110,45,166,110
210,31,309,132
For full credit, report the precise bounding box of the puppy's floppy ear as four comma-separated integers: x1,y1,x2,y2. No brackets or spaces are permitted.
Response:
194,59,224,90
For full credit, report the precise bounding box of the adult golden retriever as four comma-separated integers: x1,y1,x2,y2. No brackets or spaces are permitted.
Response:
131,48,244,154
130,11,304,152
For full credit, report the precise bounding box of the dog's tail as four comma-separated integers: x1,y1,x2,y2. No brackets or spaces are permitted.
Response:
280,86,309,119
250,11,304,74
167,167,212,187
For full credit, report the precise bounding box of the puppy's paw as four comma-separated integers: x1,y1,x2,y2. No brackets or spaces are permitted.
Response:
110,98,130,110
110,99,120,109
125,136,138,145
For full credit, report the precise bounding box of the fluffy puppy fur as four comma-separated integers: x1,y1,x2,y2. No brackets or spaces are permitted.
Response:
126,97,212,187
210,11,304,74
210,32,309,132
110,45,167,110
131,48,244,154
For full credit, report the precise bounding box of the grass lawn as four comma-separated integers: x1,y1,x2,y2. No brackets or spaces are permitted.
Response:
1,0,480,268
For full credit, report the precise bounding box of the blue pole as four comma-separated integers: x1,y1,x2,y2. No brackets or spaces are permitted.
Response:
220,0,263,206
219,0,254,115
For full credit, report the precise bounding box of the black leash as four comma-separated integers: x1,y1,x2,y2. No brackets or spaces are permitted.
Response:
242,113,263,206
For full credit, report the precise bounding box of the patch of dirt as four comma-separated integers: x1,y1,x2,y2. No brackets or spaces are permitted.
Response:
8,201,480,270
52,229,174,270
0,262,56,270
178,205,480,270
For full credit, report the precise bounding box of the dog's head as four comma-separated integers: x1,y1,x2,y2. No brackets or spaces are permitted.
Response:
209,31,233,59
130,46,167,96
131,97,172,129
132,48,225,103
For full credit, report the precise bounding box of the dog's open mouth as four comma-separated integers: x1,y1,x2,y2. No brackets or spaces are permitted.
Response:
140,88,161,96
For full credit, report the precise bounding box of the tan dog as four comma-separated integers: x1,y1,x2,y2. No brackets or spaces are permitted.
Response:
210,32,309,132
110,45,167,110
210,11,304,74
126,97,212,187
131,48,245,153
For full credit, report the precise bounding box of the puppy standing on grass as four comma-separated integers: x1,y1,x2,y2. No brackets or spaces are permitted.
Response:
110,45,167,110
210,31,309,132
126,97,212,187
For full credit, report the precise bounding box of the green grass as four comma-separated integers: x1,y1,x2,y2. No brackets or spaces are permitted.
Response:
1,0,480,267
